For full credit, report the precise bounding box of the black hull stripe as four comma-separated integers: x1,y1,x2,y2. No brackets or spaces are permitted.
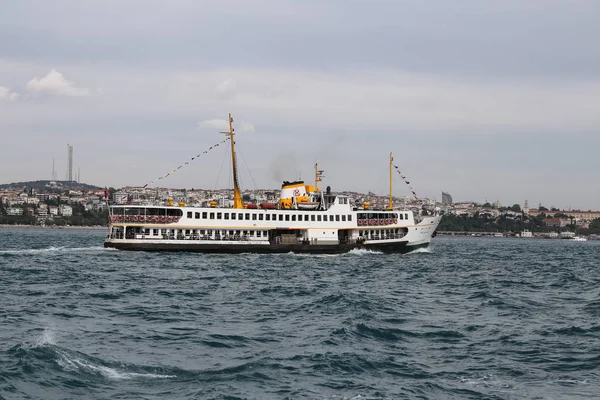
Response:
103,241,429,254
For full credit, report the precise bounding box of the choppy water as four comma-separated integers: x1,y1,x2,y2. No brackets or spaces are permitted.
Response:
1,228,599,399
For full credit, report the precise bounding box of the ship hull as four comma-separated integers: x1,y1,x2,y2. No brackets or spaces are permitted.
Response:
103,239,430,254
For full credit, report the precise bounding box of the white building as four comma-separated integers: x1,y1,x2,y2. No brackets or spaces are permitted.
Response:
37,206,48,219
113,191,128,204
60,205,73,217
6,207,22,216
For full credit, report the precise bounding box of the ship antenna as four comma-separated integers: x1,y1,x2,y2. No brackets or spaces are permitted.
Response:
220,113,244,209
387,152,393,210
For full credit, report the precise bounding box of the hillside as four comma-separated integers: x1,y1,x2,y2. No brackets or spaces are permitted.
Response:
0,180,102,191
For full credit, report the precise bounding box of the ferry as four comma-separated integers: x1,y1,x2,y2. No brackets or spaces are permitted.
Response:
104,114,441,254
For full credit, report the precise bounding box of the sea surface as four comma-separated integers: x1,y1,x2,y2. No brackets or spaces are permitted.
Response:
1,228,599,399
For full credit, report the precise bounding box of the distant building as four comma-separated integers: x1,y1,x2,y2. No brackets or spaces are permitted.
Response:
60,205,73,217
37,207,48,221
441,191,453,204
113,191,128,204
6,207,22,216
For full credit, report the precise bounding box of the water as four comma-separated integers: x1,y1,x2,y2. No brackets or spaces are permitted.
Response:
1,228,599,399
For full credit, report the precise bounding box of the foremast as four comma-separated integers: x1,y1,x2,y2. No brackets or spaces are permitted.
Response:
387,152,393,210
221,113,244,209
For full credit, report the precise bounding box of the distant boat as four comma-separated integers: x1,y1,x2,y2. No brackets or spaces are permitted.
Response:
569,236,587,242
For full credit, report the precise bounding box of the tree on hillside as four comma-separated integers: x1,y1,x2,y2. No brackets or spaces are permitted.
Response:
509,204,522,212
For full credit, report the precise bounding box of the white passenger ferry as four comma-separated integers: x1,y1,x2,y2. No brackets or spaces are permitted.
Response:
104,114,441,254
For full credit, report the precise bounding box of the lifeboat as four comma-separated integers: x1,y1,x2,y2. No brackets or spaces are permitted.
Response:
297,202,320,210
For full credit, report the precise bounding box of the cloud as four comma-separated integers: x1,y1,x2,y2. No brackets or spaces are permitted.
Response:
198,118,255,132
239,121,255,132
0,86,21,101
198,119,229,131
26,69,91,97
215,78,237,99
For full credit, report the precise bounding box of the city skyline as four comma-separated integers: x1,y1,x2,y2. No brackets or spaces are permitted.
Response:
1,1,599,209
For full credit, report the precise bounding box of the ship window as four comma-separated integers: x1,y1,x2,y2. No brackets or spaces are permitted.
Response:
311,215,315,221
187,211,192,219
257,231,261,237
224,213,229,220
304,215,309,221
342,215,346,221
200,230,205,234
243,230,247,235
259,214,263,220
279,214,284,221
217,212,222,219
400,214,404,220
239,213,243,220
202,212,207,219
405,213,409,219
336,215,340,222
317,215,322,221
231,213,236,220
252,214,257,220
348,215,352,221
285,215,290,221
185,229,190,235
266,214,270,221
195,212,200,219
235,230,241,236
329,215,334,222
210,212,215,219
153,229,158,236
292,215,296,221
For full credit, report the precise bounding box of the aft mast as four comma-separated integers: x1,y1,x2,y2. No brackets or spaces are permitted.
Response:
315,163,324,192
387,152,393,210
221,113,244,209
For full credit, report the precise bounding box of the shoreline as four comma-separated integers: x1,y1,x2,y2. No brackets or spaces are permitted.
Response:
0,224,106,230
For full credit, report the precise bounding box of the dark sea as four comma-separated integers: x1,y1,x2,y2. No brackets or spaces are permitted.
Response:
1,228,599,400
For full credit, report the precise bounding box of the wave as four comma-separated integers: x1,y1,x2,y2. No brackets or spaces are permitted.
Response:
346,248,383,256
13,327,175,381
54,349,175,380
0,246,107,255
407,247,432,254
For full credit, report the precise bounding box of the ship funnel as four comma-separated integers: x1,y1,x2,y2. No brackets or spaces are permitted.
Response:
280,180,307,209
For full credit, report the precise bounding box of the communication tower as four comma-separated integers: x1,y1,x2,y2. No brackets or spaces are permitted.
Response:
67,144,73,181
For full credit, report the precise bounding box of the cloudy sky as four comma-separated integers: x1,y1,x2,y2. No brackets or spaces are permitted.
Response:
1,0,599,209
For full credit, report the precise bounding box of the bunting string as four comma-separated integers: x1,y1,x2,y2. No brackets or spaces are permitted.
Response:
393,165,418,200
142,137,230,188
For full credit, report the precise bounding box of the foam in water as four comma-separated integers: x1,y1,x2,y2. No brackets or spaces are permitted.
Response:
19,327,59,349
0,246,107,255
346,248,383,256
287,251,342,258
55,351,175,380
35,327,57,347
406,247,432,254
